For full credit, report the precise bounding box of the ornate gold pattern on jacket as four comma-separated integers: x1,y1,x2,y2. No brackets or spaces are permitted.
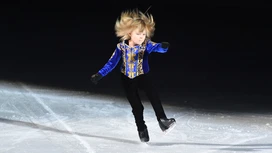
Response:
128,52,136,62
98,39,168,79
127,50,136,78
127,63,135,78
121,52,126,74
137,49,144,76
118,41,147,79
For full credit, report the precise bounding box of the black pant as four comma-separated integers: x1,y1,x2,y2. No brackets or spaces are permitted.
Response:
121,72,167,131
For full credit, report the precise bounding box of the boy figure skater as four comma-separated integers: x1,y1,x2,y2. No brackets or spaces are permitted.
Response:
91,8,176,142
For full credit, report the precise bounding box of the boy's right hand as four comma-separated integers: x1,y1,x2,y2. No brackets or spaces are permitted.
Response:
90,73,103,84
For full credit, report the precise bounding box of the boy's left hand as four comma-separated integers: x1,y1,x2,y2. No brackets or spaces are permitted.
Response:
161,42,170,49
90,73,102,85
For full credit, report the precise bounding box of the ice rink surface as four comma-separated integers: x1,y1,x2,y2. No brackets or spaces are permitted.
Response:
0,81,271,153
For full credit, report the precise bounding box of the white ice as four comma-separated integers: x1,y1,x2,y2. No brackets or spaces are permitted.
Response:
0,80,272,153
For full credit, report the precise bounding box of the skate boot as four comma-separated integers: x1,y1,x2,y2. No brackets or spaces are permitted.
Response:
158,118,176,133
138,128,149,142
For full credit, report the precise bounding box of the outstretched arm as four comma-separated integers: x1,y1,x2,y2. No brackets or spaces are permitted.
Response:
145,40,170,54
98,47,122,76
91,45,122,84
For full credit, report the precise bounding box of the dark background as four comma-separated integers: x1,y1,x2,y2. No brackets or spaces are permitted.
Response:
1,1,271,111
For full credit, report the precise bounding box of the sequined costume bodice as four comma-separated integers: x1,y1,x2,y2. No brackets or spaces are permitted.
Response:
98,39,168,79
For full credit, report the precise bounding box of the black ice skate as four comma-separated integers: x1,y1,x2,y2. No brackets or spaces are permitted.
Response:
158,118,176,133
138,128,149,142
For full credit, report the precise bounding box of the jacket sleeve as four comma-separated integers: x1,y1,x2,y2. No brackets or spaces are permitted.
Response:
145,40,169,54
98,45,122,77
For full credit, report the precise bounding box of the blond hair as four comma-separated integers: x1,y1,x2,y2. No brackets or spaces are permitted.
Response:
114,9,155,41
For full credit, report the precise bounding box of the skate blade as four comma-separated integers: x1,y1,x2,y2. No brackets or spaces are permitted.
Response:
163,122,176,135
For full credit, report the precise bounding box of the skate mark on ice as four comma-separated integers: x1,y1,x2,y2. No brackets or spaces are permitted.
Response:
206,135,272,153
186,113,196,130
19,83,96,153
0,117,141,145
147,141,272,150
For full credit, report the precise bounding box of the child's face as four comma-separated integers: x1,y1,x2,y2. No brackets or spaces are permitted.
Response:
129,28,146,46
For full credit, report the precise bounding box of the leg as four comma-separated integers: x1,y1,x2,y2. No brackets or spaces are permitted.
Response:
138,73,167,121
139,73,176,132
121,74,147,131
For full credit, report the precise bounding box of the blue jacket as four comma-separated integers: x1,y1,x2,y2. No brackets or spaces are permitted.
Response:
98,39,168,79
